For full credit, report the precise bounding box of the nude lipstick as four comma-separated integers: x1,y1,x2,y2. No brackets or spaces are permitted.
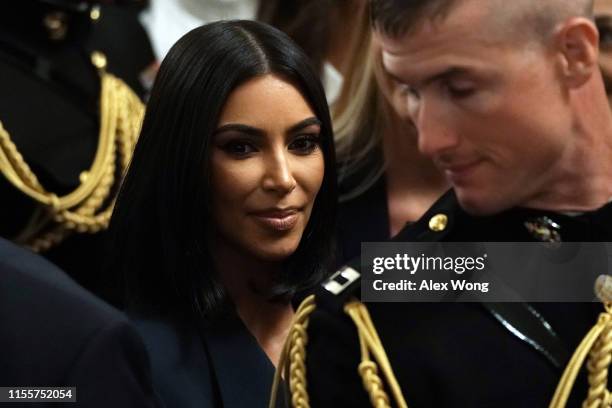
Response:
250,209,299,231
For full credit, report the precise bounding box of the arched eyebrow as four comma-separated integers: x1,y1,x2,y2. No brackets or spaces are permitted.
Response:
214,117,321,137
214,124,265,138
287,117,321,133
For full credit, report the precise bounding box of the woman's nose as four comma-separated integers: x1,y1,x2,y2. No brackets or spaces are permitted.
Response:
261,149,297,194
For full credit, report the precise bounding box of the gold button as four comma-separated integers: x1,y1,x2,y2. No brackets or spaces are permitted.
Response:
429,214,448,232
91,51,107,69
90,6,101,21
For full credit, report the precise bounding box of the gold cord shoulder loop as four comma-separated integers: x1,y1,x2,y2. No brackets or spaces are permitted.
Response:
270,294,316,408
0,51,144,251
270,295,409,408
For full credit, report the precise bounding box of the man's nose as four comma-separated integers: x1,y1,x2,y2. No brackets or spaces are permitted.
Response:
413,98,460,158
262,149,297,194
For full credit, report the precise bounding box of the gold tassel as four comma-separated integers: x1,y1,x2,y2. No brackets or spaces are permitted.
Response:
550,275,612,408
344,300,409,408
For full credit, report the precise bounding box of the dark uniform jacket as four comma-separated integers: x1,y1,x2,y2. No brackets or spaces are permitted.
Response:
0,237,161,407
0,2,155,305
305,190,612,407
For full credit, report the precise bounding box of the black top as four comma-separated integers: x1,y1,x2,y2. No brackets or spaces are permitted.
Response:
304,190,612,408
133,309,280,408
0,237,161,407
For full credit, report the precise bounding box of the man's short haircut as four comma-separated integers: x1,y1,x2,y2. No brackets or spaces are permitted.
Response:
370,0,454,38
370,0,594,42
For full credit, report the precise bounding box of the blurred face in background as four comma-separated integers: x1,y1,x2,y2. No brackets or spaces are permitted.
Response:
211,74,325,264
595,0,612,102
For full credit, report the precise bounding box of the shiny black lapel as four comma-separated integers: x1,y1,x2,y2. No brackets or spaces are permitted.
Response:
482,302,570,369
199,312,276,408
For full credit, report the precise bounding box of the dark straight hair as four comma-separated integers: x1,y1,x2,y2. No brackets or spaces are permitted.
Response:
108,20,337,322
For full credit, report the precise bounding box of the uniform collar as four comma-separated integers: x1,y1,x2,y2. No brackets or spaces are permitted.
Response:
399,189,612,243
391,189,612,370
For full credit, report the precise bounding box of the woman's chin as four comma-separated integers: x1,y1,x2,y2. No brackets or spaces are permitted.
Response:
250,241,301,263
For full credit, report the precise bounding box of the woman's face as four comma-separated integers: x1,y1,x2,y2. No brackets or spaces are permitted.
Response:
210,74,325,263
596,0,612,97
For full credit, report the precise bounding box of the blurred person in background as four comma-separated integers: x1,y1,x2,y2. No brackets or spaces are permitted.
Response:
0,236,161,408
140,0,258,61
141,0,366,104
258,0,366,104
333,5,448,263
0,0,155,305
596,0,612,102
107,20,337,408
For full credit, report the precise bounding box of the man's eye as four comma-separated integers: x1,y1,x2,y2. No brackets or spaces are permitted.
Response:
445,82,476,99
222,141,256,156
289,134,320,154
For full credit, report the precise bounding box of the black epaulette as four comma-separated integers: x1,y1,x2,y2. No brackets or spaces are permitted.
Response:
315,256,362,314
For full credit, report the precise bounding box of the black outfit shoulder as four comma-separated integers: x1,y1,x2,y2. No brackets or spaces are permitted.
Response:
0,237,161,408
133,310,277,408
304,190,612,407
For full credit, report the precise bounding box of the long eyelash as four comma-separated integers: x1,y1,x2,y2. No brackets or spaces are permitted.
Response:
289,134,321,153
221,139,257,156
297,134,321,145
301,133,321,141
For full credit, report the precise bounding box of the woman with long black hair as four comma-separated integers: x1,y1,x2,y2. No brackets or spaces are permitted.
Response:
107,20,337,407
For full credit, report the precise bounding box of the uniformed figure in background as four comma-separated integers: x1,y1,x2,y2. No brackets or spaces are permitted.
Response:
0,0,155,304
273,1,612,407
0,236,163,407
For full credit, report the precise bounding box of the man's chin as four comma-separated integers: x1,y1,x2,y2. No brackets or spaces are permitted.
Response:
455,188,514,217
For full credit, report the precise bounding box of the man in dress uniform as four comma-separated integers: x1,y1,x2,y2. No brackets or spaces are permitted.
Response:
0,0,155,306
277,0,612,407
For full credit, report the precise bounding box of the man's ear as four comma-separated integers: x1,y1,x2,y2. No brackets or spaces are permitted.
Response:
555,17,599,88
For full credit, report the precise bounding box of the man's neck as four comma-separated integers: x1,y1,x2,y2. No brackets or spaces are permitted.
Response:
524,132,612,213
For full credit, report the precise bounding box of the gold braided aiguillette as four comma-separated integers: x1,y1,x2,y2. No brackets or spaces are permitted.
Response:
0,51,144,252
